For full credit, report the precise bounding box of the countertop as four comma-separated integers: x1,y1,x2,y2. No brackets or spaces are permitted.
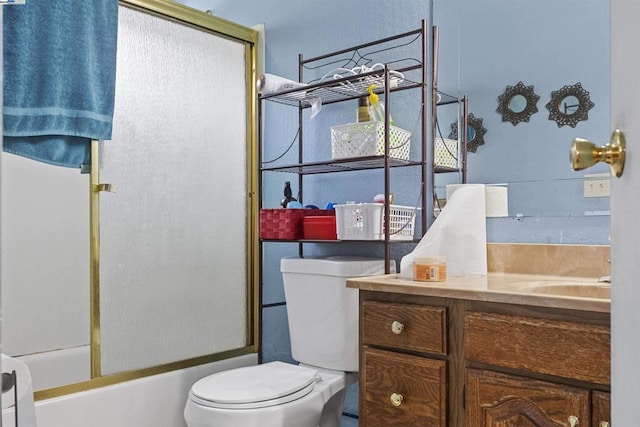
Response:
347,272,611,313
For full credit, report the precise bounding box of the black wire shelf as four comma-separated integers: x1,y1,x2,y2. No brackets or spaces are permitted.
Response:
261,155,422,175
259,67,457,108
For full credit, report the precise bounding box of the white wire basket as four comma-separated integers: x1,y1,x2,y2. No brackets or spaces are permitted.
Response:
435,137,459,169
335,203,416,241
330,122,411,161
387,204,417,240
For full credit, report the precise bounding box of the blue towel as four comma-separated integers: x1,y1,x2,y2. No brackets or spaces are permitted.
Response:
3,1,118,169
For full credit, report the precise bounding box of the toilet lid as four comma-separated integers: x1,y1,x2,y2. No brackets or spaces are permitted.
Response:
190,362,318,410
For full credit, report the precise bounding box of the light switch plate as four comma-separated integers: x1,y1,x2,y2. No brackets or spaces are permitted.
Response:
584,173,611,198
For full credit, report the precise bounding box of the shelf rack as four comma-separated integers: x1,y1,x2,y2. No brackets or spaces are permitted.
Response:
257,21,466,272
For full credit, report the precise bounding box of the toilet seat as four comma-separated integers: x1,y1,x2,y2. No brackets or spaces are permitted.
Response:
189,362,318,410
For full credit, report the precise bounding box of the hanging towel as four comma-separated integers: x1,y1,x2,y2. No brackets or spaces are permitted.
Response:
3,1,118,169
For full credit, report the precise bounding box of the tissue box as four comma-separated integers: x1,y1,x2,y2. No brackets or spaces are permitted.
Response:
330,122,411,161
335,203,416,241
260,209,334,240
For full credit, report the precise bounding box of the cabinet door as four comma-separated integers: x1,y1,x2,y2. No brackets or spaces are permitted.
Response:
362,347,446,427
466,369,590,427
592,391,611,427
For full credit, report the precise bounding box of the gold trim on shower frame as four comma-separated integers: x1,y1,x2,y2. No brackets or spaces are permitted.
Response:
122,0,256,43
90,139,102,378
246,27,260,353
35,347,255,401
35,0,259,401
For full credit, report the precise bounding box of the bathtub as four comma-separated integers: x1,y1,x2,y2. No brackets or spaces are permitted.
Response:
16,345,91,392
3,353,258,427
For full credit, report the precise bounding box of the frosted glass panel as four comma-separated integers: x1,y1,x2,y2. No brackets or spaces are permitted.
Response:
1,154,90,391
99,6,248,375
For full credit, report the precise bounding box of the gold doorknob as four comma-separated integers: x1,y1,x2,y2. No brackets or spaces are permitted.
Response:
571,129,626,177
568,415,579,426
391,321,404,335
390,392,404,407
599,421,610,427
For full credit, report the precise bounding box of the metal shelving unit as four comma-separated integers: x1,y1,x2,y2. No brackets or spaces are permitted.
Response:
258,21,468,258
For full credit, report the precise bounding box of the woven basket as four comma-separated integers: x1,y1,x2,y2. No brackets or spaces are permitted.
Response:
260,209,334,240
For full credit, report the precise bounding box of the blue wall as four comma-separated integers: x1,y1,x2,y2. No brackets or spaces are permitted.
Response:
434,0,610,243
177,0,610,419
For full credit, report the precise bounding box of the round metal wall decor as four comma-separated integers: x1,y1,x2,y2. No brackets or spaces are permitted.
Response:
496,81,540,126
545,82,595,128
449,113,487,153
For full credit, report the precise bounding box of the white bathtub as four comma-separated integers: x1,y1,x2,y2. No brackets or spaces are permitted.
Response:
16,345,91,392
3,353,258,427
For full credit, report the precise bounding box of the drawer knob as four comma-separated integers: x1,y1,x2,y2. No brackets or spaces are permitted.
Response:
568,415,579,427
390,392,404,407
391,321,404,334
599,422,609,427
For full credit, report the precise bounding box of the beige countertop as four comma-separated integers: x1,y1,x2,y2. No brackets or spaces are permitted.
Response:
347,272,611,313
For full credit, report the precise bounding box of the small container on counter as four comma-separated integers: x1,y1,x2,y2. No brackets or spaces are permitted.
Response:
413,256,447,282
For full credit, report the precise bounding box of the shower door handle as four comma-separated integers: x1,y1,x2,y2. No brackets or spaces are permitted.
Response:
94,183,117,193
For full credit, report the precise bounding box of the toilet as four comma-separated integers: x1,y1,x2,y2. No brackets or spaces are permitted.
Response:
184,256,393,427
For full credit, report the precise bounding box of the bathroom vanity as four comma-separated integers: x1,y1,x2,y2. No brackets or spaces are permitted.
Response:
347,272,611,427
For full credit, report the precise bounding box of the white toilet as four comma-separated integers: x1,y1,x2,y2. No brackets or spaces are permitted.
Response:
184,256,392,427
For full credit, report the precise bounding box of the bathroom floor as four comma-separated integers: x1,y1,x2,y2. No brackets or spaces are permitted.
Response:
341,415,358,427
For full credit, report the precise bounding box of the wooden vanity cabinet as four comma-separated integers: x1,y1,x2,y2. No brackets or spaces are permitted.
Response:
357,292,611,427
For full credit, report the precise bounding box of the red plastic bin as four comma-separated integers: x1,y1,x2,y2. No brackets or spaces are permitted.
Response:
303,215,338,240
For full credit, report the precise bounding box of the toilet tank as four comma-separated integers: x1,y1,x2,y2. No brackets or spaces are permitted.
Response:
280,256,394,372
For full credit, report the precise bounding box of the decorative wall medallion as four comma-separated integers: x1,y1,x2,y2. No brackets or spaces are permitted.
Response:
546,82,595,128
449,113,487,153
496,81,540,126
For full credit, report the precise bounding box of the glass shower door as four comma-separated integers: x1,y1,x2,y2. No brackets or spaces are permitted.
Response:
97,5,251,376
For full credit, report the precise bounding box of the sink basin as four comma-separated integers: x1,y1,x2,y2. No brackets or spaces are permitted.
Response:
520,281,611,299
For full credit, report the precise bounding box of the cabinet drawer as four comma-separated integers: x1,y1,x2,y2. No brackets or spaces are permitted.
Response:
362,300,446,354
362,347,446,427
465,312,610,384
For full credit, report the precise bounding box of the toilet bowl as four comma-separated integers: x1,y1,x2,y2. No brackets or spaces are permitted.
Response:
184,361,357,427
185,256,391,427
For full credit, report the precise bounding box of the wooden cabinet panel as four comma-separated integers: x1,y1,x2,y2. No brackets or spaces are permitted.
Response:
466,369,590,427
465,312,610,384
362,300,446,354
362,347,446,427
592,391,611,427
